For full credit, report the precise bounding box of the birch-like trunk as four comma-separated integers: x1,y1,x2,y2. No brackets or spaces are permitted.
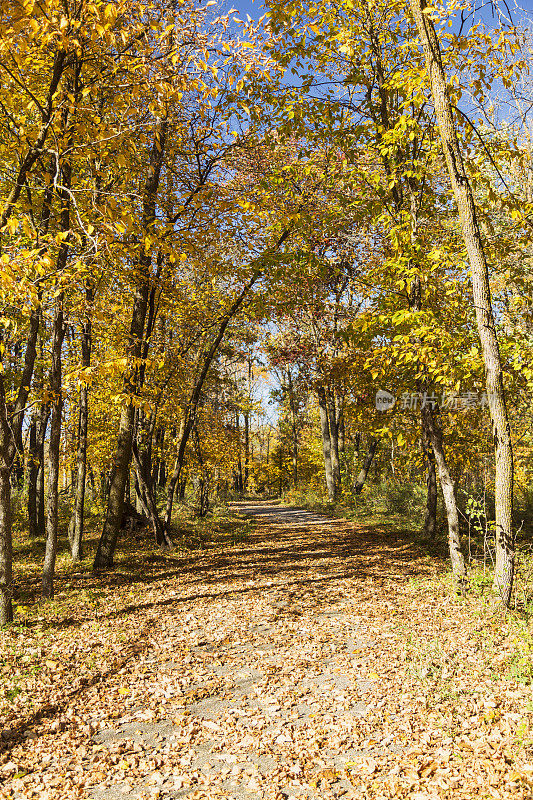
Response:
42,299,65,599
68,298,91,561
409,0,514,605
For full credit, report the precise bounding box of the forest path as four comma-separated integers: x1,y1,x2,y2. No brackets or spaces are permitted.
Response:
2,505,529,800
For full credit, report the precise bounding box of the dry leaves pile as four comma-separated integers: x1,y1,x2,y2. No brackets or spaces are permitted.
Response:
1,503,533,800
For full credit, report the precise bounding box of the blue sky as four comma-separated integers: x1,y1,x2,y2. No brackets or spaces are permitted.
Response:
229,0,533,23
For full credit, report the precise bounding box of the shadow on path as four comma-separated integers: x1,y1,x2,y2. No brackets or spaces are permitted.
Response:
1,501,441,761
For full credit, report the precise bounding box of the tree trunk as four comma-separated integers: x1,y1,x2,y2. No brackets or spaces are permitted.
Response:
37,441,46,533
327,389,341,493
27,416,39,537
422,420,437,539
409,0,514,605
235,412,243,494
287,369,298,488
354,438,378,494
193,426,210,517
42,299,65,599
94,118,167,572
421,405,466,584
93,370,144,570
68,286,92,561
158,455,166,487
134,473,144,514
338,410,345,455
125,467,131,505
243,410,250,492
317,385,335,501
131,440,172,547
135,408,156,505
0,311,40,621
87,466,95,502
0,460,13,625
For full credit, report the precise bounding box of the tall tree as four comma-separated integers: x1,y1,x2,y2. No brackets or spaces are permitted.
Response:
409,0,514,605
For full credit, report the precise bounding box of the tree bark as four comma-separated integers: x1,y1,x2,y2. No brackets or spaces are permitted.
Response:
354,437,378,494
193,426,210,517
317,385,335,501
68,285,92,561
421,404,466,583
0,459,13,625
0,308,40,624
27,416,39,537
93,285,149,570
409,0,514,605
41,299,65,599
287,369,298,488
327,389,341,493
131,441,172,546
37,425,46,534
235,412,244,494
243,410,250,492
94,118,167,571
422,419,437,539
338,409,345,455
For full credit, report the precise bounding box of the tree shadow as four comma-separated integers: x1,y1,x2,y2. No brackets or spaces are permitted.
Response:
16,505,446,633
1,503,449,759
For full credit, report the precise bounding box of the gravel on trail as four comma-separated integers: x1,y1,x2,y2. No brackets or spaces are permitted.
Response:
86,503,379,800
3,501,530,800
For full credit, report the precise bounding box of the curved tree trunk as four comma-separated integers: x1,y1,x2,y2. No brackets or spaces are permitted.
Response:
93,308,147,571
409,0,514,605
354,437,378,494
163,270,264,529
421,405,466,585
94,118,167,572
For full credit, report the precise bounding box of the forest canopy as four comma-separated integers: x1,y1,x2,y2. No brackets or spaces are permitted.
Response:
1,0,533,626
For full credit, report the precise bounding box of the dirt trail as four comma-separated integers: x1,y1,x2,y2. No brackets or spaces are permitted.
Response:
2,503,530,800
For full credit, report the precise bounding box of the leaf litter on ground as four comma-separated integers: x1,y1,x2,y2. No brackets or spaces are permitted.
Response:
1,502,533,799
